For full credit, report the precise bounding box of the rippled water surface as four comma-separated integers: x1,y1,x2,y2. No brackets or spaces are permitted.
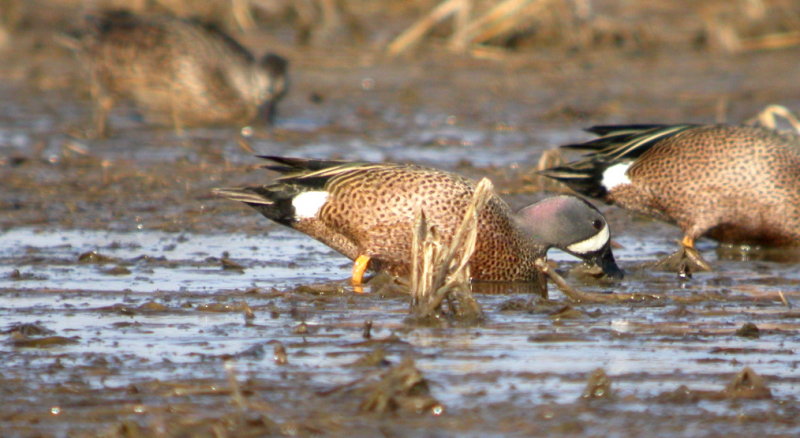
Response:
2,222,799,436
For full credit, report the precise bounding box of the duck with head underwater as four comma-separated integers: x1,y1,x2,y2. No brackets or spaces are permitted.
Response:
540,123,800,275
214,156,623,293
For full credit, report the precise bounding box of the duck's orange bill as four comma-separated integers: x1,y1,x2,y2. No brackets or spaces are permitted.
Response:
351,255,371,293
681,235,695,249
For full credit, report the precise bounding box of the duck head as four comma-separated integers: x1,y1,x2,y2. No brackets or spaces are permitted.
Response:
256,53,289,124
516,195,623,279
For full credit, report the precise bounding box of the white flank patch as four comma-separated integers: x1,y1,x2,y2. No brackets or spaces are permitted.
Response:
292,191,329,219
601,162,632,191
567,224,609,254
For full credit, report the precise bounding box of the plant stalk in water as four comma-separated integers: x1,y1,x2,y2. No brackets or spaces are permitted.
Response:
409,178,492,321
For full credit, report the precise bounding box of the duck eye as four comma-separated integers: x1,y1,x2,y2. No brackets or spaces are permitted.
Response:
592,219,603,230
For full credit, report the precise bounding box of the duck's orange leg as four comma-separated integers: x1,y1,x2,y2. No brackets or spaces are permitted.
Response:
351,255,371,293
680,234,711,272
653,234,711,274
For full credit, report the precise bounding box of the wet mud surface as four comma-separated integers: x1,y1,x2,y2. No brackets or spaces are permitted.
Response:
3,21,800,438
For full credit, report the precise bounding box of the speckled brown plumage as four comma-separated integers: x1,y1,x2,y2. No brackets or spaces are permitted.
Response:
78,10,288,134
215,157,622,285
542,124,800,247
299,163,542,281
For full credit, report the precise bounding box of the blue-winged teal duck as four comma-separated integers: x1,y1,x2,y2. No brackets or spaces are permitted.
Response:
215,157,622,290
540,124,800,272
79,10,288,136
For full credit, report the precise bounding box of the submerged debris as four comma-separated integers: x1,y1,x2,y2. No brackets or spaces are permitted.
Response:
778,291,792,308
243,304,256,322
234,342,269,360
3,322,56,336
225,361,249,412
102,265,131,275
358,357,443,414
497,298,534,311
7,269,47,281
549,305,588,321
103,407,283,438
9,333,79,348
664,305,693,317
725,367,772,399
527,333,588,343
221,257,246,272
362,320,373,339
656,367,772,403
363,272,409,295
272,341,288,365
196,301,252,313
735,322,760,338
535,259,663,304
293,322,310,335
347,348,390,368
77,250,116,264
285,281,349,295
137,301,168,312
99,302,170,315
654,385,704,404
581,368,614,401
498,296,561,313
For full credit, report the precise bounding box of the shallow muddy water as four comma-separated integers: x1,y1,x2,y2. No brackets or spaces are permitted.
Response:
2,25,800,437
2,224,800,437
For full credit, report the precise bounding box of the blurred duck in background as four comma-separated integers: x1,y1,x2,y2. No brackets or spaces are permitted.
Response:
74,10,288,137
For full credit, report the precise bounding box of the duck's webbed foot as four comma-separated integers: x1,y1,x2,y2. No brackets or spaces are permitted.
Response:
652,236,712,277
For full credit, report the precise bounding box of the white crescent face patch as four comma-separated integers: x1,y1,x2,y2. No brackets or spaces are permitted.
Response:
601,162,632,192
566,224,609,254
292,191,329,219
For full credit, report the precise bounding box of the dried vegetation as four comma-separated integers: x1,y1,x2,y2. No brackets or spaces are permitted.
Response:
407,178,492,324
3,0,800,55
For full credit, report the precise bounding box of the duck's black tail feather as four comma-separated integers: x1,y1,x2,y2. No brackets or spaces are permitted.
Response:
539,124,696,198
217,156,374,225
560,124,696,161
259,155,388,190
583,124,669,137
257,155,347,173
213,185,301,226
537,161,610,198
